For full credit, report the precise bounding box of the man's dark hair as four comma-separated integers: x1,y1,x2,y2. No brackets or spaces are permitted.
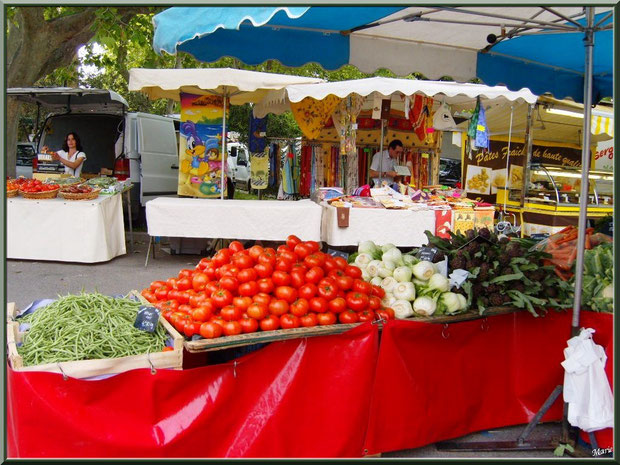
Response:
388,139,403,150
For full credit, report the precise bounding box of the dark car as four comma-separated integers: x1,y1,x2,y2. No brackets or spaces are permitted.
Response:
16,142,36,178
439,158,462,187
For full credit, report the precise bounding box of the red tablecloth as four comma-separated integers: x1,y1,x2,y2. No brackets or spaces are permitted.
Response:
7,310,612,458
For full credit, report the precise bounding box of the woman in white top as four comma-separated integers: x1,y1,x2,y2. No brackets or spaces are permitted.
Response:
42,132,87,177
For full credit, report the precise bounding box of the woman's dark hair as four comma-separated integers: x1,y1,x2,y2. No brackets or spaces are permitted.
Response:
388,139,403,150
62,132,83,152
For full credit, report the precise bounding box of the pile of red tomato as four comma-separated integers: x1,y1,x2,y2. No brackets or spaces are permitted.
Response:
18,178,59,193
141,235,395,339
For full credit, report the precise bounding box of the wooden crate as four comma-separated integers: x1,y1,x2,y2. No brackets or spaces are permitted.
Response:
6,300,184,379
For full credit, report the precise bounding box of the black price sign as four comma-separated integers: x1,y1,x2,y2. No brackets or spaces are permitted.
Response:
327,248,350,260
417,247,438,262
134,306,160,333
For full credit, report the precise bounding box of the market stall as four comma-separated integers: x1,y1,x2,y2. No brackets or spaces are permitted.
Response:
6,183,126,263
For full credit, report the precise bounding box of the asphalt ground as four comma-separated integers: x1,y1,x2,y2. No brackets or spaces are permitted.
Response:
5,231,598,459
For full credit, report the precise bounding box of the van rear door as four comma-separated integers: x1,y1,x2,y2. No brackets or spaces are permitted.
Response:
136,113,179,204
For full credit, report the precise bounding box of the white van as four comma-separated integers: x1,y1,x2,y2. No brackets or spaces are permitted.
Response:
226,142,252,191
7,87,179,221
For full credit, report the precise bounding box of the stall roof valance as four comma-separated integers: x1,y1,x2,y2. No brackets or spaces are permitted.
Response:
254,76,538,118
128,68,325,105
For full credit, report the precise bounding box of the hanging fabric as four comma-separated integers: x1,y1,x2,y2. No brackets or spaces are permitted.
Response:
248,114,267,153
290,95,341,139
409,94,433,142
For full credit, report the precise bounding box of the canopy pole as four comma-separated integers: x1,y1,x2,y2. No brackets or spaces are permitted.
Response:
571,7,595,335
221,90,228,200
379,119,384,186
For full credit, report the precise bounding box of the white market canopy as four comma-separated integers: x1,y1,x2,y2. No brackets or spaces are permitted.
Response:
128,68,325,105
253,77,612,145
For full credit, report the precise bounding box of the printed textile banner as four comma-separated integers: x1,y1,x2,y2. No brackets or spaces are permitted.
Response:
178,93,228,198
250,146,270,190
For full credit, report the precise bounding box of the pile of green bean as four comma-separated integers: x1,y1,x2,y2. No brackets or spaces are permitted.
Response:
18,292,168,366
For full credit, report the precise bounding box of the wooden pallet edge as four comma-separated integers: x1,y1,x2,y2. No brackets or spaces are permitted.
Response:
406,306,521,324
7,321,23,369
184,322,361,353
7,302,17,321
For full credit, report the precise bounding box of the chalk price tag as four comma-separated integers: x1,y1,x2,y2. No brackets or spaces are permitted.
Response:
134,306,160,333
327,248,350,260
417,246,438,262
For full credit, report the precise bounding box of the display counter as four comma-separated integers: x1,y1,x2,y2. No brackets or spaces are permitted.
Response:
7,194,126,263
321,203,435,247
7,310,612,458
146,197,323,241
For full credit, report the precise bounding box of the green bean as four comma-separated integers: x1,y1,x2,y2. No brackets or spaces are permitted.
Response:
17,292,168,366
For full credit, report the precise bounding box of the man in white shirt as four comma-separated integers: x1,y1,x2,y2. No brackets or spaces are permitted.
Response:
369,139,404,187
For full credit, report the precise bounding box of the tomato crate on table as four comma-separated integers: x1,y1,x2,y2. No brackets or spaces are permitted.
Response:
6,300,184,379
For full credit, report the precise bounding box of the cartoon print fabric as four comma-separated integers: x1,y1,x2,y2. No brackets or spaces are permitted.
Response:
178,92,228,198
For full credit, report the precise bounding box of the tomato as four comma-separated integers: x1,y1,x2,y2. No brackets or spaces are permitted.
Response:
154,286,169,301
304,241,320,253
278,249,297,264
212,249,231,267
177,277,192,291
176,291,190,305
290,298,310,317
247,302,268,320
212,289,233,309
274,286,297,304
328,269,346,279
338,309,359,324
371,285,386,298
178,268,194,279
294,243,312,259
253,293,272,306
259,314,281,331
309,296,328,313
248,245,264,261
222,320,243,336
188,293,206,308
228,240,245,253
238,280,259,297
344,265,363,279
298,283,317,300
286,234,302,249
272,270,291,287
317,311,337,326
323,257,338,274
239,315,259,334
277,244,291,254
352,279,373,295
197,257,211,270
178,304,193,314
233,254,254,270
269,299,289,316
150,280,167,292
346,292,370,311
141,289,157,303
275,258,293,273
205,281,220,295
280,313,300,329
233,296,253,312
290,269,306,289
257,278,275,294
192,305,213,322
358,310,376,322
383,307,395,320
368,295,381,310
220,305,241,322
254,262,274,279
317,280,338,301
304,253,325,268
220,264,239,278
183,320,199,337
328,296,347,314
159,300,179,311
305,266,325,284
291,263,308,273
200,321,224,339
257,251,276,267
300,312,318,327
219,276,239,292
191,273,209,291
204,264,218,280
237,267,258,283
334,275,354,291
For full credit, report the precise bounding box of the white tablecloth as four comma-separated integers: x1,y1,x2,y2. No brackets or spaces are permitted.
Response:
146,197,323,241
321,204,436,247
7,194,126,263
